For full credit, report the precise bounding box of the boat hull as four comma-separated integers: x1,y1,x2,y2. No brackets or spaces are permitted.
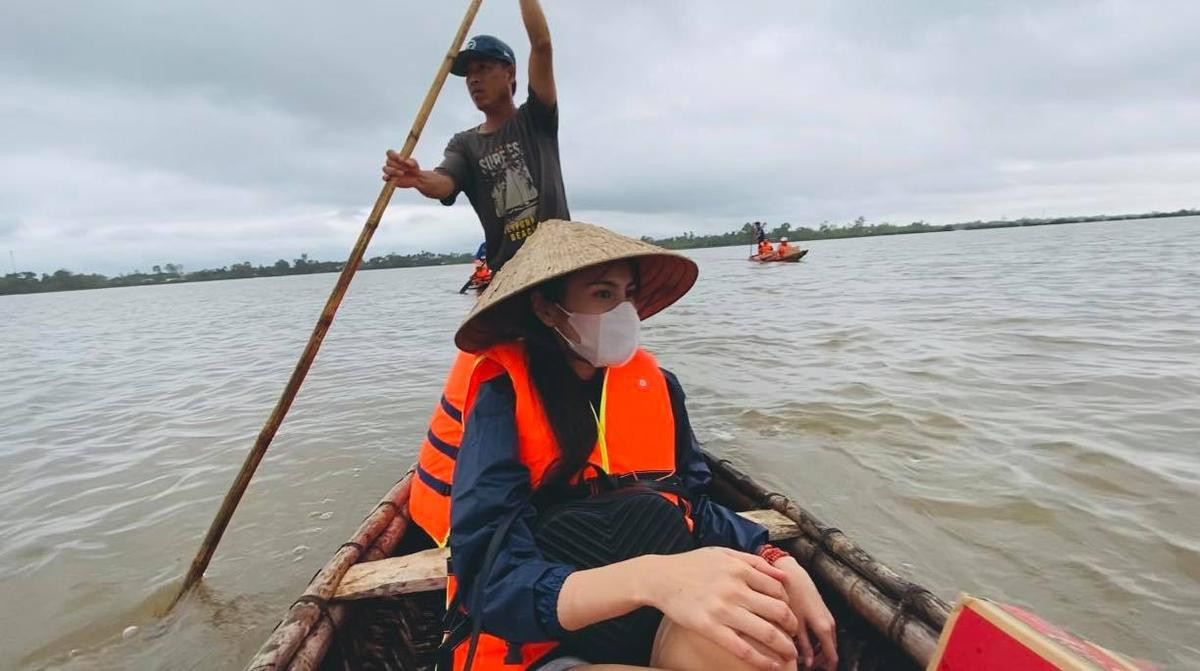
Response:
251,449,945,671
750,248,808,263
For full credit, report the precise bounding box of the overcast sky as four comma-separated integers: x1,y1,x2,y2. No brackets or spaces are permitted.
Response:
2,1,1197,275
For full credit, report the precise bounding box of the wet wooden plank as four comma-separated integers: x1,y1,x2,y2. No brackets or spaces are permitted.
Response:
334,509,799,601
740,509,802,542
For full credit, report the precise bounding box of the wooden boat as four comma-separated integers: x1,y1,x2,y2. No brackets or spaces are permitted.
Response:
750,248,808,263
247,448,949,671
458,268,492,295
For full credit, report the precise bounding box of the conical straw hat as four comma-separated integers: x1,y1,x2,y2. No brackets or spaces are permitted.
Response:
455,219,699,352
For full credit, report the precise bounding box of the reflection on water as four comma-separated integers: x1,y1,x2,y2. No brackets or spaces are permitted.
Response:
1,218,1198,669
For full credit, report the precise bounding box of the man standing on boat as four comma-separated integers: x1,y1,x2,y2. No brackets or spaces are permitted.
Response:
383,0,571,551
382,0,567,272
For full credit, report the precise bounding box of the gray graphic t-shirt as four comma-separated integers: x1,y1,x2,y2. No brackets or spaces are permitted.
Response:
435,87,569,270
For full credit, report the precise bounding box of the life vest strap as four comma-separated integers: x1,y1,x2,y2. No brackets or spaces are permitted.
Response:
417,464,453,496
440,394,463,423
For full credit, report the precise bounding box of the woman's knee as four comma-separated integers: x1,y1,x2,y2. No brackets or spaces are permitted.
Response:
649,617,797,671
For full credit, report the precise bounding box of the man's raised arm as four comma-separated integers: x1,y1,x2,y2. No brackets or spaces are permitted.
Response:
520,0,555,107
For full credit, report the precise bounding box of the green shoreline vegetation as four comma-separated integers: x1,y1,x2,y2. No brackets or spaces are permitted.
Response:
3,208,1195,296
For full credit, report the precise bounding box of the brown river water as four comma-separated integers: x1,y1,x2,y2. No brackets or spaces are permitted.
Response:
1,217,1198,669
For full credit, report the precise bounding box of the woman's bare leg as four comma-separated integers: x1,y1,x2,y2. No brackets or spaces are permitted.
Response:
649,617,798,671
575,615,801,671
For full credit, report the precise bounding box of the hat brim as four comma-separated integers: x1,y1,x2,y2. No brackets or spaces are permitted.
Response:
453,221,699,352
450,50,509,77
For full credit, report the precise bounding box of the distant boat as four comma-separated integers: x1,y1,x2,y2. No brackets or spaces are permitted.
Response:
749,248,808,263
458,264,492,294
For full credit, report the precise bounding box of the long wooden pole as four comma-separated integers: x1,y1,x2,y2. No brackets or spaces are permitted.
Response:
170,0,484,610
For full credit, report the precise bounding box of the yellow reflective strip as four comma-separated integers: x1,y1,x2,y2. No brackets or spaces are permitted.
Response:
592,373,611,472
589,404,608,472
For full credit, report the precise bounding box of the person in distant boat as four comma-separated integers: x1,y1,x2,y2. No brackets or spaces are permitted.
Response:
752,222,768,244
777,237,791,257
382,0,567,273
432,220,838,671
756,239,776,259
471,241,493,286
467,263,493,292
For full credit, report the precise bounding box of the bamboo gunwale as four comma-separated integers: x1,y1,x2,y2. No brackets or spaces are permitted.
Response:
781,534,940,663
286,496,415,671
703,450,950,665
171,0,484,611
246,475,413,671
253,454,952,670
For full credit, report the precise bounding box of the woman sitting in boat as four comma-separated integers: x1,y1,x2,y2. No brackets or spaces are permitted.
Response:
777,238,791,257
442,220,836,670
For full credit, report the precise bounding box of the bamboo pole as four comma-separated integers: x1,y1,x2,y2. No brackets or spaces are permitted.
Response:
247,476,413,671
171,0,484,611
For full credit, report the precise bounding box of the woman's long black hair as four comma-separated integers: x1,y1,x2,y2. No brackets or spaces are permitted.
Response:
520,261,639,488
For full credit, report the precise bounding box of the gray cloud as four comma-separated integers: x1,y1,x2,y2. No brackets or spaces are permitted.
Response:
1,0,1197,275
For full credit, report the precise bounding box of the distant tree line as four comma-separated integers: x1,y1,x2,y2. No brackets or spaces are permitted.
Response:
3,207,1195,296
1,250,472,296
642,208,1199,250
643,217,949,249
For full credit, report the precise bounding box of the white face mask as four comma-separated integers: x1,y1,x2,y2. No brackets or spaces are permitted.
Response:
555,300,641,367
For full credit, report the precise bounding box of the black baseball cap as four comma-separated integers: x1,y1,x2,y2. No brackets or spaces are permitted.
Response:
451,35,517,77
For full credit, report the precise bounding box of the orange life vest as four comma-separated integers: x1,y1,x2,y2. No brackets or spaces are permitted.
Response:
470,261,492,284
758,241,774,256
435,341,680,670
777,242,790,256
411,350,476,547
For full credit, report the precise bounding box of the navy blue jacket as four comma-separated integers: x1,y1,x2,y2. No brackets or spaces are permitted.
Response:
449,368,767,643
